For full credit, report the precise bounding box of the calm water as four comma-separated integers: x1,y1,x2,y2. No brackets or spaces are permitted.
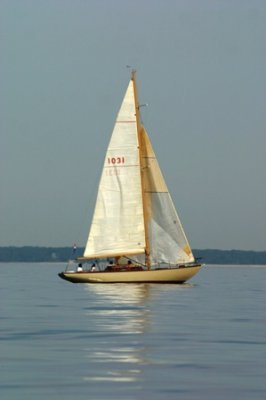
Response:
1,263,266,400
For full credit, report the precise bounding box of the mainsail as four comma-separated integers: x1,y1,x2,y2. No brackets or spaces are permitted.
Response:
84,74,195,265
84,79,146,258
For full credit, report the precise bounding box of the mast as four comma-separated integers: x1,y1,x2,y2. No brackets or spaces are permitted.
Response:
131,70,151,269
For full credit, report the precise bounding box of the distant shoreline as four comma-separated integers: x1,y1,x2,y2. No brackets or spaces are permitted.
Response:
0,247,265,265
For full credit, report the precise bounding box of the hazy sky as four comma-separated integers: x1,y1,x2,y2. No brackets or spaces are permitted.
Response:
1,0,266,250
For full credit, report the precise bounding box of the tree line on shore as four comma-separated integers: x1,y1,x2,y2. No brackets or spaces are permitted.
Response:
0,247,265,265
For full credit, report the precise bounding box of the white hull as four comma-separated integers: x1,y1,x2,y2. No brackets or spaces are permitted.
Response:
58,265,202,284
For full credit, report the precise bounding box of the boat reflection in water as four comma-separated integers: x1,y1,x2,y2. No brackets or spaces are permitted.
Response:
81,283,194,386
82,284,151,384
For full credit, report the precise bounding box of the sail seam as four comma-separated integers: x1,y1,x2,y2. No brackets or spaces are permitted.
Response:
116,120,135,123
104,164,140,168
145,191,168,193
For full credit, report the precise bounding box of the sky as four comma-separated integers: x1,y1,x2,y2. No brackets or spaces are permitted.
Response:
1,0,266,250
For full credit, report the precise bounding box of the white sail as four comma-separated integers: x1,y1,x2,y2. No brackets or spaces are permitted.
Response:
141,127,195,265
59,73,202,285
84,75,194,265
83,80,146,258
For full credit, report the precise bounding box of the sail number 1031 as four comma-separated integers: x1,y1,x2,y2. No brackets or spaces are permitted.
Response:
107,157,125,165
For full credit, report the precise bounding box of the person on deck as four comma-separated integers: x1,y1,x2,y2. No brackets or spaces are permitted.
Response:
105,261,114,271
77,263,83,272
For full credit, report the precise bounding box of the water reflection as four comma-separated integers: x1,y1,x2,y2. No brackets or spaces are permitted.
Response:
84,283,153,305
82,284,152,384
81,283,195,386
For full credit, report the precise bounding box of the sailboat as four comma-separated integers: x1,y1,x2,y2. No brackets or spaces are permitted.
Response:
59,71,202,283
